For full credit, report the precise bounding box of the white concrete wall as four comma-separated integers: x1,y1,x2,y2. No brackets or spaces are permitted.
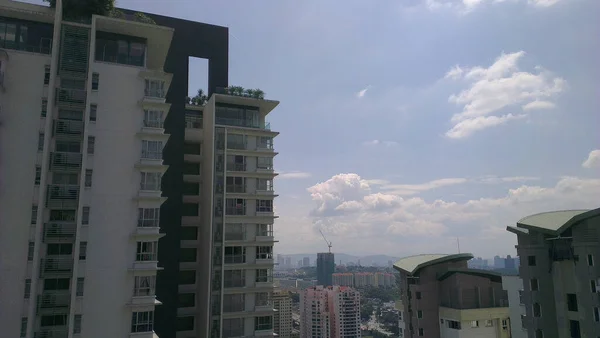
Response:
0,50,51,338
80,60,151,337
502,275,527,338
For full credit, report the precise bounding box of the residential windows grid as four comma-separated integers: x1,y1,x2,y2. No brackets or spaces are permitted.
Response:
38,133,44,151
255,316,272,331
136,241,158,261
226,154,246,171
44,65,50,85
35,166,41,185
256,199,273,212
224,269,245,288
31,205,37,224
223,293,245,313
257,136,273,149
73,315,82,334
138,208,160,227
134,276,156,297
84,169,92,187
41,98,47,117
131,311,154,333
256,246,273,260
226,134,246,150
144,110,163,128
89,104,97,122
79,242,87,260
256,292,271,306
24,279,31,299
140,172,162,191
141,140,163,159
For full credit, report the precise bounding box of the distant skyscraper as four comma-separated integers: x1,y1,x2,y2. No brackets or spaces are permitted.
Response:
494,255,505,269
273,289,293,337
300,285,361,338
285,256,292,269
505,255,516,270
303,256,310,267
277,254,285,269
317,252,335,286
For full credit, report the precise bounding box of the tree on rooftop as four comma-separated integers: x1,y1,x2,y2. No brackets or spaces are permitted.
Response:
44,0,115,18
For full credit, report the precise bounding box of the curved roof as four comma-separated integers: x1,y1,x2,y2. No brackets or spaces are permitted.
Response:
393,253,473,275
437,268,502,283
516,209,598,235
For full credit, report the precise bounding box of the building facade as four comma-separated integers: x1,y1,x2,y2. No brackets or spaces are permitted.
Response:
507,208,600,338
317,252,335,286
300,285,361,338
273,289,293,337
393,254,510,338
501,275,527,338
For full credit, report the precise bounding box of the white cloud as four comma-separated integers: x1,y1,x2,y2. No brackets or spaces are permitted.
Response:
582,149,600,169
277,171,312,179
356,85,372,98
304,172,600,257
529,0,562,7
380,178,468,195
476,175,540,184
425,0,565,12
444,51,565,138
362,140,399,147
522,100,556,111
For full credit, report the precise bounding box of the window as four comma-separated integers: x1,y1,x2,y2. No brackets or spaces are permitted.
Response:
256,246,273,260
44,65,50,85
95,33,146,66
567,293,578,312
138,208,160,227
531,278,539,291
131,311,154,333
44,278,69,291
416,291,422,300
27,242,34,261
87,136,95,154
84,170,92,187
133,276,155,297
519,290,524,304
418,328,424,336
24,279,31,299
226,133,246,150
55,141,80,153
257,178,273,191
226,198,246,215
73,315,82,334
256,292,271,306
178,293,195,307
254,316,272,331
136,241,158,261
535,329,543,338
76,278,84,296
569,320,580,338
533,303,541,317
257,156,273,170
588,254,594,266
501,319,508,329
144,79,165,98
140,172,162,191
485,319,493,327
224,293,245,313
225,223,245,240
257,136,273,149
47,243,73,255
224,270,245,288
528,255,536,266
91,73,99,90
256,200,273,212
89,104,97,122
594,307,600,322
79,242,87,260
224,246,246,264
226,176,245,193
20,318,27,338
257,224,273,237
417,310,423,319
81,207,90,225
144,110,163,128
59,109,82,121
38,133,44,151
223,318,244,337
180,226,198,240
180,248,197,263
41,98,48,117
179,270,196,285
471,320,479,328
176,316,194,332
142,140,163,159
226,154,246,171
35,166,41,185
31,205,38,224
256,269,273,283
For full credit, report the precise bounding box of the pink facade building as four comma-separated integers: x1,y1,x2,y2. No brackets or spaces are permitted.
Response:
300,285,361,338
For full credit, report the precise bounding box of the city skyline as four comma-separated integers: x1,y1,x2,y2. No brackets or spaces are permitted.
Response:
44,0,600,258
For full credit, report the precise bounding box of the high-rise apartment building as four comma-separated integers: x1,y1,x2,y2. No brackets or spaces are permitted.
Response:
300,285,361,338
273,289,293,337
303,256,310,267
507,208,600,338
317,252,335,286
332,273,354,287
501,275,527,338
0,1,279,338
394,253,510,338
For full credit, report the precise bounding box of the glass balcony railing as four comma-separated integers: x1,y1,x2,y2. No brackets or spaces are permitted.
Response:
185,115,203,129
144,88,165,99
143,120,164,128
215,117,271,130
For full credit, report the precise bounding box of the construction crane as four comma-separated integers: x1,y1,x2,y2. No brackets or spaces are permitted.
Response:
319,229,332,253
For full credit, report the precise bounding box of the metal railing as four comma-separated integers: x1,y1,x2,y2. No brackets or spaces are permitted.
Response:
43,222,77,242
227,163,246,172
185,115,203,129
226,141,247,150
56,88,87,108
41,257,73,276
54,119,84,136
226,207,246,216
46,185,79,207
144,88,165,99
49,152,82,172
34,328,68,338
143,120,164,128
141,151,162,160
226,185,246,193
137,219,160,228
215,117,271,130
38,291,71,309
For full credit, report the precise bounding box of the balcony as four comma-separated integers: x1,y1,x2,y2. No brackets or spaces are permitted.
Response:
43,222,77,242
140,120,165,136
255,256,275,266
34,328,68,338
56,88,87,109
226,142,248,151
46,184,79,208
144,88,166,101
139,151,163,166
185,115,203,129
255,208,275,218
254,328,275,337
255,277,274,289
215,117,271,131
53,119,84,139
227,163,247,172
255,231,275,243
226,185,246,194
38,291,71,311
49,152,82,172
255,299,274,312
41,256,73,277
226,207,246,216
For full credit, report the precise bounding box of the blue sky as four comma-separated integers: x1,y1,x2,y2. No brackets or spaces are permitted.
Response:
29,0,600,258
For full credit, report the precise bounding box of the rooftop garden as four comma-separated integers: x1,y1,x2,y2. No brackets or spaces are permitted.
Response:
186,86,267,106
44,0,156,25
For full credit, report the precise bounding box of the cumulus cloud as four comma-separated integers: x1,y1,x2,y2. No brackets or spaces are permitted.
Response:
582,149,600,169
444,51,565,138
277,171,312,179
425,0,565,12
380,178,468,196
362,140,399,147
356,85,372,98
306,172,600,256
